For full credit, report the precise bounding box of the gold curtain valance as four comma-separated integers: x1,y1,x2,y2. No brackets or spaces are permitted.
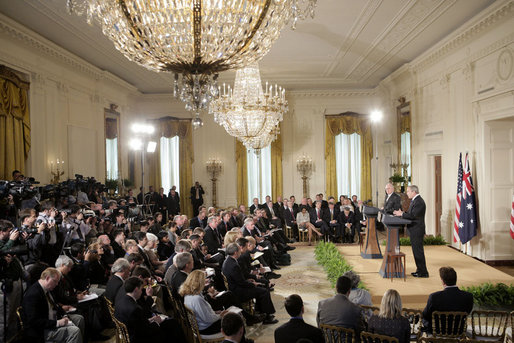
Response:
105,118,118,139
148,116,194,217
325,112,373,202
0,65,30,180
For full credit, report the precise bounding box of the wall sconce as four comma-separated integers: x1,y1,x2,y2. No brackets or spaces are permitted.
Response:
50,159,65,184
296,154,313,198
206,158,223,207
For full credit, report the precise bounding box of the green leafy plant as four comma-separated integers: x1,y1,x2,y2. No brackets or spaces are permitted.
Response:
462,283,514,306
389,173,406,183
381,235,447,246
105,178,118,191
314,241,367,290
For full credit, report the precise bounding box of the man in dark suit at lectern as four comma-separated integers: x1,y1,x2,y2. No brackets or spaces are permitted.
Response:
394,185,428,278
382,182,402,214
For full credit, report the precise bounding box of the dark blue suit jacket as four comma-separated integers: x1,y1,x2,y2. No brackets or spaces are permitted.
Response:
274,318,324,343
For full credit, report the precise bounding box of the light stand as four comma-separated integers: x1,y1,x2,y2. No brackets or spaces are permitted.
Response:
129,123,156,216
371,110,383,206
206,158,222,207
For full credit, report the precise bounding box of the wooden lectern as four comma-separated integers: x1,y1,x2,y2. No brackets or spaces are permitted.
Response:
379,214,411,278
360,206,382,259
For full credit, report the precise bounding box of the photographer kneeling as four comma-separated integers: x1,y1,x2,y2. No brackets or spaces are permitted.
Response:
0,219,26,340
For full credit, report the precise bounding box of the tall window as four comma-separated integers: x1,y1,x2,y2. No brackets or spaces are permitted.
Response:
160,136,180,192
335,132,361,198
401,131,411,182
105,138,119,179
247,145,272,205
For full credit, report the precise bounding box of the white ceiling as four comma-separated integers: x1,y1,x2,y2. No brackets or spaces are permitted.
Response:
0,0,496,93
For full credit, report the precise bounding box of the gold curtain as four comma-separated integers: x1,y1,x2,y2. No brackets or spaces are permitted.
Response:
325,113,373,202
0,66,30,180
235,140,248,207
270,126,283,200
150,117,194,217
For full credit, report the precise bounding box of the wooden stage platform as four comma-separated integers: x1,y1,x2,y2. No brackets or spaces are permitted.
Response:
337,244,514,309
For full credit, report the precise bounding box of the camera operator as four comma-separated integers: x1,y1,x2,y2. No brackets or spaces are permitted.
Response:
113,209,131,233
0,219,26,339
0,194,17,223
19,208,50,272
62,204,92,245
37,200,60,265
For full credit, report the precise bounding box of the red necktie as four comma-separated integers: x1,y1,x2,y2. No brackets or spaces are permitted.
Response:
317,210,320,219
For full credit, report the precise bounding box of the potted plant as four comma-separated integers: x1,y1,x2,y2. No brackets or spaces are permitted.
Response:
389,173,406,193
105,178,118,195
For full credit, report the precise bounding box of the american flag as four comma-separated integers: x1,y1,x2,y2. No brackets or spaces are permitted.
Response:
510,195,514,239
453,153,463,243
458,153,477,244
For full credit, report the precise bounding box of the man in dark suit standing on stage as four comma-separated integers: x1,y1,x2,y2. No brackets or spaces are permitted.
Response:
422,267,473,333
383,182,402,214
394,185,428,277
275,294,323,343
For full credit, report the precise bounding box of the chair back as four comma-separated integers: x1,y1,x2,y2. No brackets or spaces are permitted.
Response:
402,307,423,341
418,337,460,343
184,305,224,343
432,311,468,338
104,297,130,343
360,331,399,343
361,305,380,316
470,310,509,341
320,323,355,343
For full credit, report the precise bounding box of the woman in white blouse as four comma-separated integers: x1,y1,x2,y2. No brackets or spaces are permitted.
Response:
179,270,228,334
296,206,322,245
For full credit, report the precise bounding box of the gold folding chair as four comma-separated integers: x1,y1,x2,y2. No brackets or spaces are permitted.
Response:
402,307,423,341
184,305,224,343
320,323,356,343
360,331,399,343
432,311,468,338
470,310,509,342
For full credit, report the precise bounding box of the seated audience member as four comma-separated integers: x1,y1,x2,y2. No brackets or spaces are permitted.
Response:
222,243,278,324
114,277,166,343
53,255,87,305
157,231,174,260
339,206,356,243
296,206,322,245
22,267,85,343
218,211,233,237
68,243,90,292
283,199,299,241
204,215,224,254
317,276,364,340
166,220,179,247
124,239,139,257
169,252,194,297
325,201,341,242
221,312,246,343
180,270,228,335
422,266,474,333
189,209,207,230
274,294,324,343
343,271,373,308
164,239,193,275
111,229,126,259
368,289,410,343
224,230,240,247
85,242,109,285
105,258,131,304
145,232,166,273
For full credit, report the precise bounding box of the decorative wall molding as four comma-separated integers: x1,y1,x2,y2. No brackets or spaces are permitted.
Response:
413,0,514,72
0,13,138,93
289,89,377,98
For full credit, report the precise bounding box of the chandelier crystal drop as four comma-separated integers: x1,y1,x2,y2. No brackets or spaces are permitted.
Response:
209,63,287,150
67,0,316,118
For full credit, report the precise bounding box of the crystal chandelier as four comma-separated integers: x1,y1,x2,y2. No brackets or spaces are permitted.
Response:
67,0,316,126
209,63,287,150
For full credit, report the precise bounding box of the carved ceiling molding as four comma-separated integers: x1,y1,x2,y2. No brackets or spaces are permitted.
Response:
346,0,450,80
359,0,457,82
0,13,138,93
415,31,514,89
322,0,382,77
289,89,377,98
414,0,514,72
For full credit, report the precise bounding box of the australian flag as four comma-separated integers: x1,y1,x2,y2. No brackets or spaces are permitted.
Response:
458,153,478,244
